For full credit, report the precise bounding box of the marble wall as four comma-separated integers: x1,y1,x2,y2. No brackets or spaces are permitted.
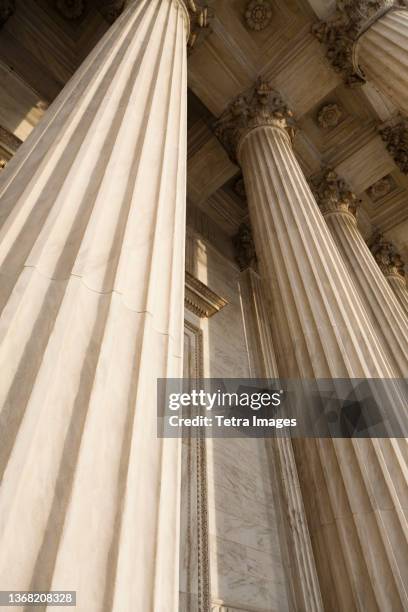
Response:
183,228,291,612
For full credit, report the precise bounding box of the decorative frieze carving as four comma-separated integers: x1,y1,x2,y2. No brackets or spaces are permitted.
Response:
317,103,343,129
310,168,358,217
55,0,85,20
98,0,125,24
244,0,273,31
379,117,408,174
185,272,228,318
233,223,257,271
214,80,295,161
0,0,15,26
312,0,405,85
369,232,406,278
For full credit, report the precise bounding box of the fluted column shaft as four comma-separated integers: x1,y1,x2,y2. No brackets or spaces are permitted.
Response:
215,81,408,610
238,123,408,612
239,124,397,379
356,9,408,114
0,1,188,610
387,273,408,313
313,186,408,377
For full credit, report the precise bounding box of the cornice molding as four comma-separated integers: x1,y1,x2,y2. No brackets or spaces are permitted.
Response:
310,168,358,218
312,0,406,86
185,272,228,318
214,80,295,163
0,0,15,27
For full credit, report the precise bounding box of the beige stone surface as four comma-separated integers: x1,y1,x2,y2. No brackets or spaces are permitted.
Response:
0,0,188,610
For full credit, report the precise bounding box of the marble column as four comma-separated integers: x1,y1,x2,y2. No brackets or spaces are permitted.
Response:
215,81,408,611
0,0,195,610
313,0,408,104
369,233,408,315
311,169,408,377
355,7,408,115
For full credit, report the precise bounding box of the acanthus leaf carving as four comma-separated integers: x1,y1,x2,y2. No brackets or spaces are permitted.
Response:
369,232,406,278
214,79,295,162
312,0,407,86
310,168,358,217
233,223,257,271
185,0,213,51
379,116,408,174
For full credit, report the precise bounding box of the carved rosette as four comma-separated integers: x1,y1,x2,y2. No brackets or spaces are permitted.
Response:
0,0,15,26
317,103,343,129
233,223,257,271
244,0,273,31
369,233,406,279
55,0,85,20
380,117,408,174
310,169,358,218
368,176,393,200
214,80,295,162
312,0,403,85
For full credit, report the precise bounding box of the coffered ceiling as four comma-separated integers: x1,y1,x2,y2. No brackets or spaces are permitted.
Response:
0,0,407,262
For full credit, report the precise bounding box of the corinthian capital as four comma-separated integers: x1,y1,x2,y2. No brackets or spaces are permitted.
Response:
214,80,295,162
97,1,126,24
233,223,257,271
379,117,408,174
97,0,212,45
310,169,358,217
0,0,15,26
369,233,406,278
312,0,404,85
184,0,212,50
